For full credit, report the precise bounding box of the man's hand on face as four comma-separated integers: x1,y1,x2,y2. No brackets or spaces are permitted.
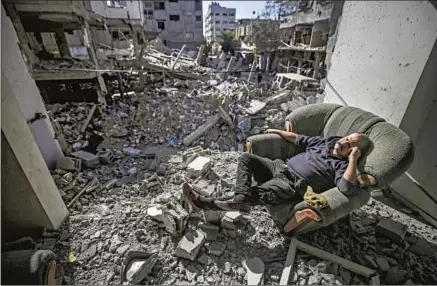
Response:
348,147,361,161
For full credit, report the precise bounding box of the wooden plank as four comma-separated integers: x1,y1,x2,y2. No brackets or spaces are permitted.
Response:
32,71,98,81
295,239,377,277
279,238,298,285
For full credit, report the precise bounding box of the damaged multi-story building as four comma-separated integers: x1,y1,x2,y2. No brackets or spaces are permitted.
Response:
205,2,236,43
276,0,344,78
143,0,203,50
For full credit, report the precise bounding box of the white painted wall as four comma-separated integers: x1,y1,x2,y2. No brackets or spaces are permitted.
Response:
1,5,63,169
324,1,437,126
323,1,437,224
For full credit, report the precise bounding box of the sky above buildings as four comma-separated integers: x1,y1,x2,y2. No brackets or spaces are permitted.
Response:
202,1,267,20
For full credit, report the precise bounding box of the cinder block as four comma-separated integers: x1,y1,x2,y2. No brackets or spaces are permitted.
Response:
71,150,99,168
57,157,82,171
375,219,407,243
97,149,114,164
174,230,205,261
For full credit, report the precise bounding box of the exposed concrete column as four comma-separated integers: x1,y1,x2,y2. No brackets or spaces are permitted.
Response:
196,44,205,64
83,18,108,105
248,61,257,83
171,44,186,70
266,56,271,72
216,52,226,72
225,56,236,77
213,51,223,67
2,73,68,234
2,3,39,70
313,52,322,78
234,57,243,71
54,29,71,59
2,4,64,168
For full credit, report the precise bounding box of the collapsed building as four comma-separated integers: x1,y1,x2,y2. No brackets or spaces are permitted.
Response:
1,0,437,285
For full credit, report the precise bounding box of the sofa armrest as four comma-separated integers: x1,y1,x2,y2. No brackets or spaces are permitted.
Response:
246,134,297,161
293,187,371,234
265,187,371,235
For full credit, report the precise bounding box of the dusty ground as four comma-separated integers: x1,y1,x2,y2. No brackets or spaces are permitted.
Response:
42,151,437,285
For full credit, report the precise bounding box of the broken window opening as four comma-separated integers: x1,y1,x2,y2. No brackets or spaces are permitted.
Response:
112,31,119,39
223,13,227,16
169,15,180,21
154,2,165,10
196,16,202,21
169,0,178,2
107,0,124,8
157,21,165,30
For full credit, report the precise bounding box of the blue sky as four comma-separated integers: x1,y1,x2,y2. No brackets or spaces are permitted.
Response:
202,1,267,20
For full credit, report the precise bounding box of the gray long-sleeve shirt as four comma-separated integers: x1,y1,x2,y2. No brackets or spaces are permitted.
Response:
287,135,359,195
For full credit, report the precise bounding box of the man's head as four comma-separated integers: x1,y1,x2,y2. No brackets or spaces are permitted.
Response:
334,132,371,158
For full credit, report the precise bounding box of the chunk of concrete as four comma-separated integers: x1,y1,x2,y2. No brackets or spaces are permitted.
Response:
224,211,242,222
187,156,211,178
209,241,226,256
375,257,390,272
243,257,265,285
221,216,237,230
57,157,82,171
174,230,205,261
147,205,164,222
247,100,267,115
375,219,407,243
203,210,222,224
183,114,221,146
198,223,219,241
71,150,100,168
266,91,292,105
194,179,215,197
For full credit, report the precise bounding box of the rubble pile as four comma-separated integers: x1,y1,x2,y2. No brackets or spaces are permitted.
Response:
40,146,437,285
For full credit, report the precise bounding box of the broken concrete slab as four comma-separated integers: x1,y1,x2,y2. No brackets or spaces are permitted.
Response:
224,211,242,222
174,230,205,261
243,257,265,285
71,150,100,168
209,241,226,256
408,237,433,256
182,114,221,146
194,179,215,197
266,90,292,105
187,156,211,178
375,257,390,272
247,100,267,115
198,223,219,241
375,219,407,244
203,210,222,225
147,205,164,222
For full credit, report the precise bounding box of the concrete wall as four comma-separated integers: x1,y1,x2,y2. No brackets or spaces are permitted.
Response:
146,0,203,50
324,1,437,126
205,3,236,41
281,1,334,29
323,1,437,224
310,19,329,47
91,0,143,20
1,5,64,169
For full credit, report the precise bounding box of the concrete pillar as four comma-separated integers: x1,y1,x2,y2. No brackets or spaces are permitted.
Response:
225,56,236,77
171,44,186,70
287,59,291,73
2,73,68,234
54,29,71,59
234,57,243,71
216,52,226,72
297,59,302,74
2,5,64,168
266,56,271,72
83,19,108,105
313,52,322,78
248,61,257,83
213,51,223,67
196,44,205,65
139,71,146,89
2,3,39,70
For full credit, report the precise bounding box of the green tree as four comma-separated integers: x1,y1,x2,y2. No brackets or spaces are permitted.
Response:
219,31,235,53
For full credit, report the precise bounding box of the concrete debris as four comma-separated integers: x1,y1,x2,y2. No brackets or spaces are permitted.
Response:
198,223,220,241
375,219,408,243
174,230,205,261
209,241,226,256
39,44,437,286
186,156,211,178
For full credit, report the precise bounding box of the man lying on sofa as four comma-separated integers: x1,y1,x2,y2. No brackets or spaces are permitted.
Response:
183,129,372,213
